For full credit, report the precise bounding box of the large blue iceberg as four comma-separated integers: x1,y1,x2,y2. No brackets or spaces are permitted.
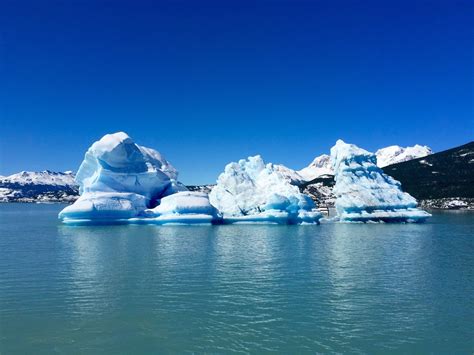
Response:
330,140,431,223
59,132,216,224
209,155,323,224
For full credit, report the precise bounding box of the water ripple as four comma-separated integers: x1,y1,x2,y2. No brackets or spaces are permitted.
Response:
0,204,473,353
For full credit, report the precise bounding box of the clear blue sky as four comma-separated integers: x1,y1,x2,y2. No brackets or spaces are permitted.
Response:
1,0,472,184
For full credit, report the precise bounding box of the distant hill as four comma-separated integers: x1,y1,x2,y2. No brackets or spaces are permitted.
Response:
382,141,474,200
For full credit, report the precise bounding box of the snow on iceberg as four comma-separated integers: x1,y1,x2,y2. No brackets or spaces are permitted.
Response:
144,191,221,224
208,155,323,224
330,140,431,223
59,132,187,224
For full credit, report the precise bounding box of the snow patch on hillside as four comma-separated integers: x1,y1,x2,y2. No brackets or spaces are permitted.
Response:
376,145,432,168
0,170,76,186
298,154,332,181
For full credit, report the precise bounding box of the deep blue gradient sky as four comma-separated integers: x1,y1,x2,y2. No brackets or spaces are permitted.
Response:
1,0,473,184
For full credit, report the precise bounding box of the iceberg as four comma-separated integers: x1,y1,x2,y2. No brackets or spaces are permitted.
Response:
59,132,187,224
59,132,431,226
144,191,221,224
330,140,431,223
208,155,323,224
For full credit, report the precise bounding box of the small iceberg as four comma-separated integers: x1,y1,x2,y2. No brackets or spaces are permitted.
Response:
143,191,221,224
209,155,323,224
330,140,431,223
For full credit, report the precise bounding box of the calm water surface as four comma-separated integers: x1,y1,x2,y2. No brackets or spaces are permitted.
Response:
0,204,473,354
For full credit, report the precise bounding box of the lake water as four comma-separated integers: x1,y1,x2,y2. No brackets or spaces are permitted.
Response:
0,203,473,353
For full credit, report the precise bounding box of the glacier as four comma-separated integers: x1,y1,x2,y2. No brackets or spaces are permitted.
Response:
330,140,431,223
208,155,323,224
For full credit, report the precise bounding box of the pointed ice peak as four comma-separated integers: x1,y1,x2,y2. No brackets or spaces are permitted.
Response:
330,140,374,172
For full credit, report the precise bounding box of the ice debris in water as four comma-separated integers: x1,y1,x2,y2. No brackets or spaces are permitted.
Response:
208,155,322,224
330,139,431,223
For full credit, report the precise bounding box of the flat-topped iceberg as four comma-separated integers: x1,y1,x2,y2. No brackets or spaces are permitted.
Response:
330,140,431,223
209,155,323,224
144,191,221,224
59,132,188,224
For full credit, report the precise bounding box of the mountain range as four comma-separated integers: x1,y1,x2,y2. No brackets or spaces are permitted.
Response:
0,171,78,203
382,141,474,202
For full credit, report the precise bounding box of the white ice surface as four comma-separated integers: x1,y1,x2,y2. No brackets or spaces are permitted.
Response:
209,155,322,224
145,191,220,224
59,192,148,223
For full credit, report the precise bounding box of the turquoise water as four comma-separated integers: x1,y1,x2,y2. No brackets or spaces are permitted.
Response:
0,204,473,353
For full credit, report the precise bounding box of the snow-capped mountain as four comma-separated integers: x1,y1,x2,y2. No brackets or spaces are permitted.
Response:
2,170,76,186
271,163,306,185
298,154,332,181
0,171,79,202
299,144,433,181
382,141,473,200
375,145,432,168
